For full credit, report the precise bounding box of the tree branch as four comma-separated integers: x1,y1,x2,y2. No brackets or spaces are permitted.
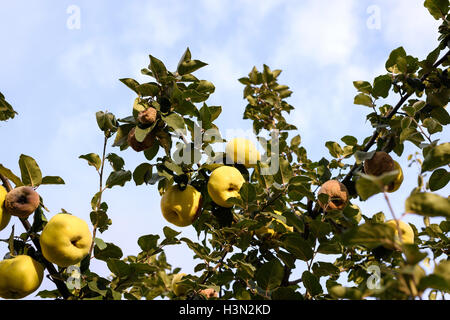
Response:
342,50,449,186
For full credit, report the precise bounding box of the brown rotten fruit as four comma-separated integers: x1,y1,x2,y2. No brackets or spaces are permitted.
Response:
364,151,394,176
199,288,219,299
127,127,156,152
5,186,40,218
317,180,349,211
138,107,157,125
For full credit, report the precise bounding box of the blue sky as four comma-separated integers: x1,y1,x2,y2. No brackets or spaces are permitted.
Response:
0,0,448,298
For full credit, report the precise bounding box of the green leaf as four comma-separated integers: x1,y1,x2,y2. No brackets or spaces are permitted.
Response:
282,211,305,233
136,82,159,97
429,168,449,191
239,182,256,204
0,164,23,187
91,192,101,210
143,142,160,161
96,111,117,132
341,135,358,146
79,153,102,171
106,153,125,171
94,242,123,261
163,226,181,239
0,92,18,121
423,118,442,135
354,93,373,107
195,80,215,94
94,238,107,250
342,223,395,249
421,143,450,172
133,163,153,186
419,274,450,291
134,125,152,143
312,262,340,277
199,103,212,129
138,234,160,252
353,81,372,94
356,170,399,200
325,141,343,158
385,47,407,73
274,157,293,186
119,78,140,94
208,106,222,122
30,206,48,233
271,287,303,300
403,244,427,265
317,239,342,254
405,192,450,218
281,233,313,261
113,124,134,147
90,210,111,233
18,154,42,187
36,290,61,299
400,127,424,146
302,271,322,296
419,260,450,291
107,259,131,277
177,48,208,75
424,0,449,19
291,135,301,147
255,259,284,291
41,176,65,185
328,286,362,300
149,55,168,82
372,74,392,98
87,280,108,297
162,112,186,134
105,170,131,188
431,106,450,125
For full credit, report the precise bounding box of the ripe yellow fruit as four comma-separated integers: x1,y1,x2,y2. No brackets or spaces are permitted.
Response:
40,214,92,267
225,138,261,167
160,185,202,227
0,186,11,232
0,255,44,299
387,161,403,192
317,180,349,211
255,211,293,239
384,219,414,249
172,273,189,296
207,166,245,208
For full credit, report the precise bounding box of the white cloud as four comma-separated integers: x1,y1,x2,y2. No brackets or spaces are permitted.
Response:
121,1,189,47
274,0,359,67
380,0,441,57
58,41,123,88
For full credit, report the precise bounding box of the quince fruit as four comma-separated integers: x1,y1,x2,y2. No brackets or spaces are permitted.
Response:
207,166,245,208
0,186,11,231
160,185,202,227
0,255,44,299
40,214,92,267
225,138,261,168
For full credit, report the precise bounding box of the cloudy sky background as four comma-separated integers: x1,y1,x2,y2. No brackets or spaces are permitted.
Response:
0,0,448,298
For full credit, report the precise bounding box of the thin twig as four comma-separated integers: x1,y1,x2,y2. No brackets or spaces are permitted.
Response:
88,135,109,257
